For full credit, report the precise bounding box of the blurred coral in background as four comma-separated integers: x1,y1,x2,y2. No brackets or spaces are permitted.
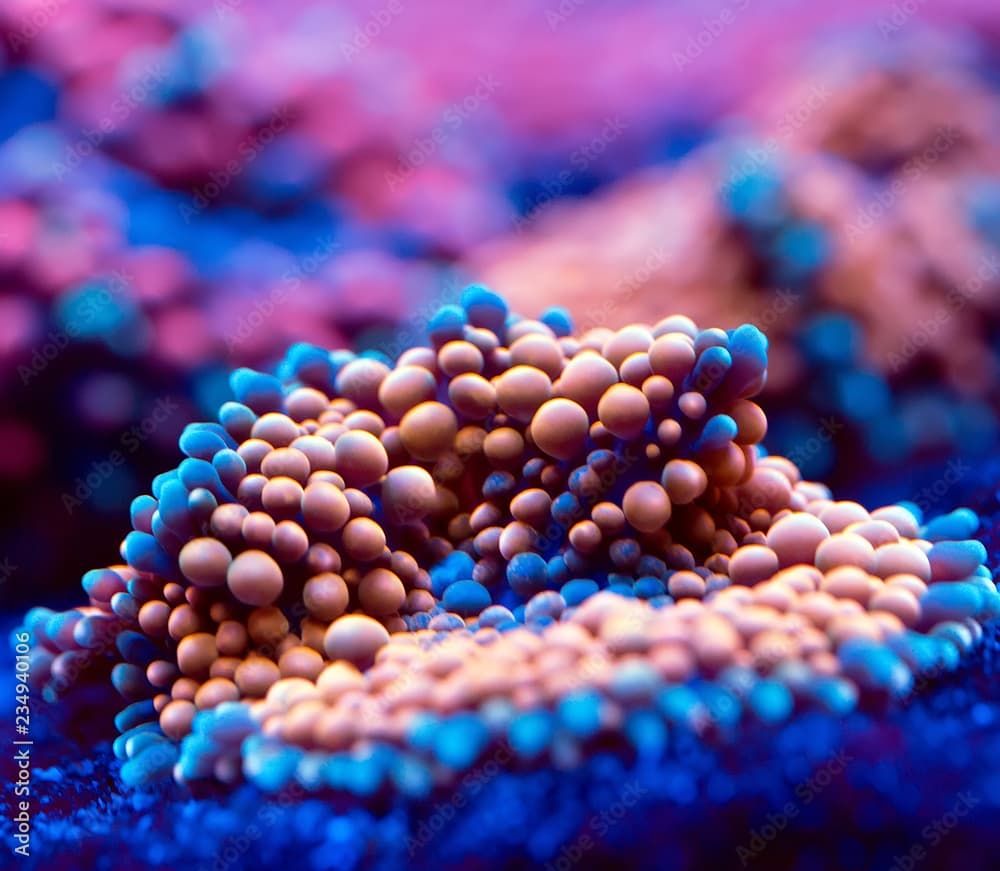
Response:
1,0,998,605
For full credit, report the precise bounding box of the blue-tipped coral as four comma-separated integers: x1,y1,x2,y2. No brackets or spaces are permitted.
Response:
22,288,996,800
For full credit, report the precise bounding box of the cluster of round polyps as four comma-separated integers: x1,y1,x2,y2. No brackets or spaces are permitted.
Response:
23,287,996,793
175,499,995,795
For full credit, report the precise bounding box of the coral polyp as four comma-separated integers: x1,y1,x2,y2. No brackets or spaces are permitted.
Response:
24,287,994,796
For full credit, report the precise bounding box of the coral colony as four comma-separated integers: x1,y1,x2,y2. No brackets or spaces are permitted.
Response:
23,287,996,808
